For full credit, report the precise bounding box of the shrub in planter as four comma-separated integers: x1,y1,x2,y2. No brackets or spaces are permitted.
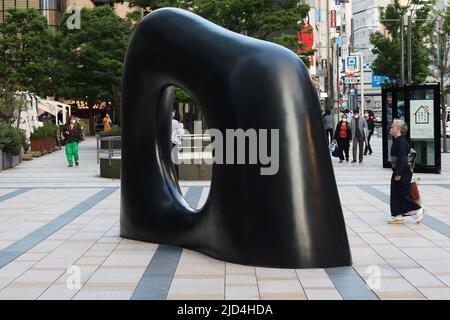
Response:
30,126,47,153
0,121,22,169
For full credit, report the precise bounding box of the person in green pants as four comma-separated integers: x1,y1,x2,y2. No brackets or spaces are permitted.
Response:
63,116,83,167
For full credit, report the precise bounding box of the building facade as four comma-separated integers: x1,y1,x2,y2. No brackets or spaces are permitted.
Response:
0,0,134,27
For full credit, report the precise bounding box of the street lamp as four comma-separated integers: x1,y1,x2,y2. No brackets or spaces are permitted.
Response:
398,0,411,85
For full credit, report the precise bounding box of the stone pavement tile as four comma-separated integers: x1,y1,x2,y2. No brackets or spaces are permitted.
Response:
402,248,450,260
417,259,450,273
296,269,336,288
38,265,102,300
417,287,450,300
225,263,255,275
255,268,298,280
357,232,390,245
370,244,409,259
175,250,225,276
387,237,436,249
432,273,450,287
225,264,259,300
225,284,259,300
370,277,426,300
168,249,225,300
396,268,446,289
415,229,449,241
73,287,134,300
387,257,423,269
0,260,36,291
168,279,225,300
304,289,342,300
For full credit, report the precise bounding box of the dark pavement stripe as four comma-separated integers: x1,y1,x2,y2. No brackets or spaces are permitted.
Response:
0,187,118,269
0,188,32,202
131,186,204,300
325,267,379,300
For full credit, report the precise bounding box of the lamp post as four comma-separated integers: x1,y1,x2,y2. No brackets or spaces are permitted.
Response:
350,52,364,115
398,0,411,85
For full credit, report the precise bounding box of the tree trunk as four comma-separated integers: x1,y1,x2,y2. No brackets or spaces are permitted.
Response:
88,106,95,136
112,85,121,127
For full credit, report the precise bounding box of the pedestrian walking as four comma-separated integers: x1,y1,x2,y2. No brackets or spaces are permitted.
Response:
63,115,82,168
171,109,184,179
334,113,352,163
322,110,334,144
364,110,375,155
350,109,369,163
388,119,425,224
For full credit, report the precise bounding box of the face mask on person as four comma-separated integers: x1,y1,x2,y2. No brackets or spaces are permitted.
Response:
354,114,360,119
70,120,76,124
342,117,347,122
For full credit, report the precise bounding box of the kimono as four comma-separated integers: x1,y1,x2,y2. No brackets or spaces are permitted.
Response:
390,135,421,216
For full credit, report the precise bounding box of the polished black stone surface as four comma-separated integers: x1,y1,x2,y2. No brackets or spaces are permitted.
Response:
120,8,351,268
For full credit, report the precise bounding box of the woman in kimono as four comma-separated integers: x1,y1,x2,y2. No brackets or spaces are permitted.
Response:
388,119,425,224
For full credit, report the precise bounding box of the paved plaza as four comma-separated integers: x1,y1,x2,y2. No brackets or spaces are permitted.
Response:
0,135,450,300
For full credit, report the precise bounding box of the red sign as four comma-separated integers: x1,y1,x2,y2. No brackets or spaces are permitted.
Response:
330,10,336,28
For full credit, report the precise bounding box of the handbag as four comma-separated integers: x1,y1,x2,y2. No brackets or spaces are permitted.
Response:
410,176,421,204
330,141,339,158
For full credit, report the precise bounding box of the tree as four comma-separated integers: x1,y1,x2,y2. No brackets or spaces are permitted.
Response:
0,8,56,95
119,0,312,64
56,6,132,130
116,0,179,16
370,0,434,84
433,5,450,153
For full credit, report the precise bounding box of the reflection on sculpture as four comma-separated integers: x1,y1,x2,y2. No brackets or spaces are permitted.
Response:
120,8,352,268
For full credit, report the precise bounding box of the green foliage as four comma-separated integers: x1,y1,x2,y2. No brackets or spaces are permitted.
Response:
19,130,28,152
0,91,17,124
56,6,132,109
30,122,57,140
370,0,435,84
30,126,46,140
0,121,22,155
0,9,56,95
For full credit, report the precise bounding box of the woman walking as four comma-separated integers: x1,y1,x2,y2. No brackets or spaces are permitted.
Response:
63,116,82,168
364,110,375,155
388,119,425,224
334,113,351,163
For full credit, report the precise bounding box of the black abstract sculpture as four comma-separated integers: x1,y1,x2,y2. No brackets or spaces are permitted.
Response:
120,8,352,268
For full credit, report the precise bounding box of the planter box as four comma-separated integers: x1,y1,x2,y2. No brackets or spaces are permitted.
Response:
2,151,20,170
31,137,57,154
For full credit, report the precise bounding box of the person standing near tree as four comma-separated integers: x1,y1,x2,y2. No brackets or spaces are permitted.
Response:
63,115,82,168
350,109,369,163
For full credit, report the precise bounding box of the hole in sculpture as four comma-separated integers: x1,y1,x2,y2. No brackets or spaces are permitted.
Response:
171,86,212,210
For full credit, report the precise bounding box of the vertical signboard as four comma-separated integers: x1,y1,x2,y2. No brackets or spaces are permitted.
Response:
330,10,336,28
